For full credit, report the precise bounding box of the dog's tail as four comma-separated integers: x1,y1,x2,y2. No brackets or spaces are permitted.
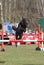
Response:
12,26,17,31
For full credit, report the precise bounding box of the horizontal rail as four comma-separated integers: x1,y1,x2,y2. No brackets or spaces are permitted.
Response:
0,39,38,42
10,39,44,42
0,39,44,42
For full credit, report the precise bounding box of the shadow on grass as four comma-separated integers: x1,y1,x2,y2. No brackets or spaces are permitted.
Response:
24,64,44,65
0,61,5,63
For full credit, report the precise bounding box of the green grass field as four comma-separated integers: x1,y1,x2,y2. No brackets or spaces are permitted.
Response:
0,44,44,65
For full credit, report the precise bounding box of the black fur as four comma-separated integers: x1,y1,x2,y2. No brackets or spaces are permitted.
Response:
12,18,28,46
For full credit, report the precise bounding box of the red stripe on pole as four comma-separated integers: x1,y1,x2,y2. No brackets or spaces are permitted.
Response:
10,40,23,42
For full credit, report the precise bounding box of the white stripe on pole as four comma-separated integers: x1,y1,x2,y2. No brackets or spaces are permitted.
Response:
23,39,38,42
0,40,9,42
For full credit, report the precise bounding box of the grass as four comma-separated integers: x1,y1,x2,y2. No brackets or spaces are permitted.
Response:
0,44,44,65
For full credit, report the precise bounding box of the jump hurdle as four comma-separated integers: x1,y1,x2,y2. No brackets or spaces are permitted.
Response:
0,37,44,51
0,23,44,51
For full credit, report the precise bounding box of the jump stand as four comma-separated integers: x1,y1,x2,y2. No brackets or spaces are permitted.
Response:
36,24,44,51
1,24,5,51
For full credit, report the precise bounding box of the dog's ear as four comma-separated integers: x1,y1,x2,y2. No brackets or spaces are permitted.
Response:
22,16,24,20
22,16,25,20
